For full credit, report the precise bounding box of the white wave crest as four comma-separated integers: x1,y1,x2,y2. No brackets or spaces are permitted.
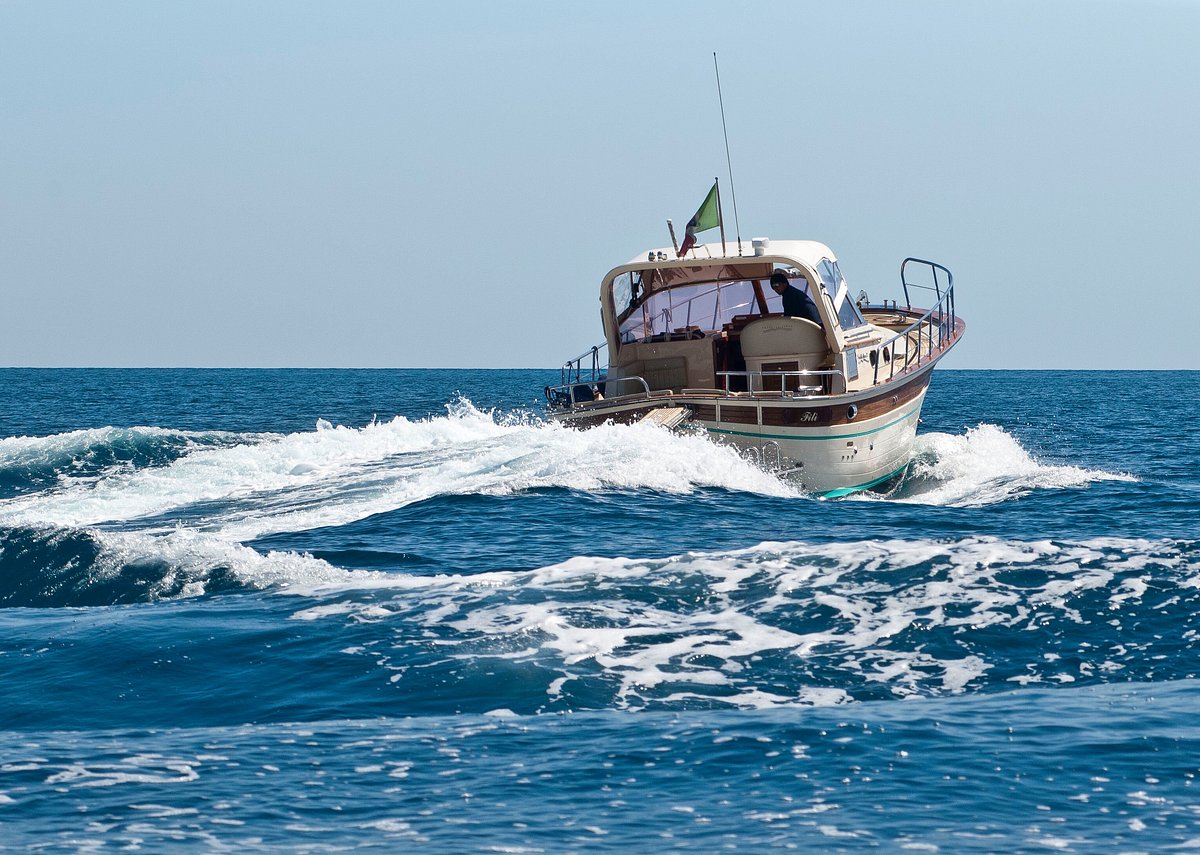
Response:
0,426,230,470
87,528,384,599
884,423,1135,507
0,402,796,540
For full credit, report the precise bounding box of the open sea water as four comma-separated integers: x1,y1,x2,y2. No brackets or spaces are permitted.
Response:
0,368,1197,852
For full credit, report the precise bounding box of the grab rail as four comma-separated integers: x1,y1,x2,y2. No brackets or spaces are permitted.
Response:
560,342,608,387
865,260,957,385
900,257,952,310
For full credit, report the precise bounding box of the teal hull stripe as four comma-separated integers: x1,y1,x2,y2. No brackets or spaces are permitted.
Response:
820,462,911,498
703,401,923,442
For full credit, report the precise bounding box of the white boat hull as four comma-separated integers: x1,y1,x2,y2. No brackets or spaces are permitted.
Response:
703,387,925,495
553,367,935,496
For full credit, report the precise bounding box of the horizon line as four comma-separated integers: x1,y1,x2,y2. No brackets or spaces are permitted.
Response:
0,366,1194,372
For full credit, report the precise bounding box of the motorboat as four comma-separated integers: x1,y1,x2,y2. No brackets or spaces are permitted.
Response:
544,235,965,497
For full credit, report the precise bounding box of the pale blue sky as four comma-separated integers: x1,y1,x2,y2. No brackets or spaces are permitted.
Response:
2,0,1196,368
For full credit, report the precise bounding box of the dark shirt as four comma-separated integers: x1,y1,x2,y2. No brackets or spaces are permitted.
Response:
782,285,822,326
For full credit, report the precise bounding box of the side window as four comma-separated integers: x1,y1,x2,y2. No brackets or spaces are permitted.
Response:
816,259,838,297
838,298,866,331
832,261,866,329
611,273,633,312
819,258,867,330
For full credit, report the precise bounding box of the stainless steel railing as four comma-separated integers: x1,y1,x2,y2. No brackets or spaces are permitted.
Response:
544,374,651,408
559,342,608,387
716,369,840,396
863,259,958,385
901,257,952,310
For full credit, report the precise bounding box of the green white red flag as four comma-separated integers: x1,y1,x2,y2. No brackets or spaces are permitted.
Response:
677,182,721,257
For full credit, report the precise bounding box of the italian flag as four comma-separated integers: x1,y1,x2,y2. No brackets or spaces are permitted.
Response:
677,182,721,257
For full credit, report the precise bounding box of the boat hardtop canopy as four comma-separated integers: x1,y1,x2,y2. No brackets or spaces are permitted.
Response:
603,239,838,290
599,238,868,354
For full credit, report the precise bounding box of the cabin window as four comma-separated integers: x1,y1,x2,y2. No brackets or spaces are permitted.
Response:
612,272,633,311
762,273,814,314
818,258,867,331
837,298,866,331
617,278,760,343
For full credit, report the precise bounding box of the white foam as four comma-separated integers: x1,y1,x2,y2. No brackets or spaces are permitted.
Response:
941,655,991,692
44,756,199,789
1110,578,1148,606
0,413,1131,540
272,534,1193,710
0,401,795,540
884,423,1134,507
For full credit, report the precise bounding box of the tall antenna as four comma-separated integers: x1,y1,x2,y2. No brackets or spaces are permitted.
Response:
713,52,742,255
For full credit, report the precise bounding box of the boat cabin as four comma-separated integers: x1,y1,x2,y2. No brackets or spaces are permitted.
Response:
600,240,884,397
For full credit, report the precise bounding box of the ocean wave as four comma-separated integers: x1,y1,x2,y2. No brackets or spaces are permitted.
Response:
6,522,1197,712
0,426,245,496
0,407,1133,542
0,525,374,608
0,401,796,540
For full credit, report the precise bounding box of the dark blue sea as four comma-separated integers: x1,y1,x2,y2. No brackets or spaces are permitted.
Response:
1,368,1197,852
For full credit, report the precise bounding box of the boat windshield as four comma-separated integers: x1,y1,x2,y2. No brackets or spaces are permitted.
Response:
817,258,867,330
617,278,760,343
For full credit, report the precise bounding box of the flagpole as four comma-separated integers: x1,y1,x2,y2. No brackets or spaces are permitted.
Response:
716,176,726,257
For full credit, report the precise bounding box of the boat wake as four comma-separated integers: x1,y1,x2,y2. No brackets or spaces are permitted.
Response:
290,534,1200,712
0,426,247,496
0,400,797,541
0,525,357,607
7,522,1193,713
0,406,1130,539
0,404,1137,613
871,423,1135,507
0,403,795,607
